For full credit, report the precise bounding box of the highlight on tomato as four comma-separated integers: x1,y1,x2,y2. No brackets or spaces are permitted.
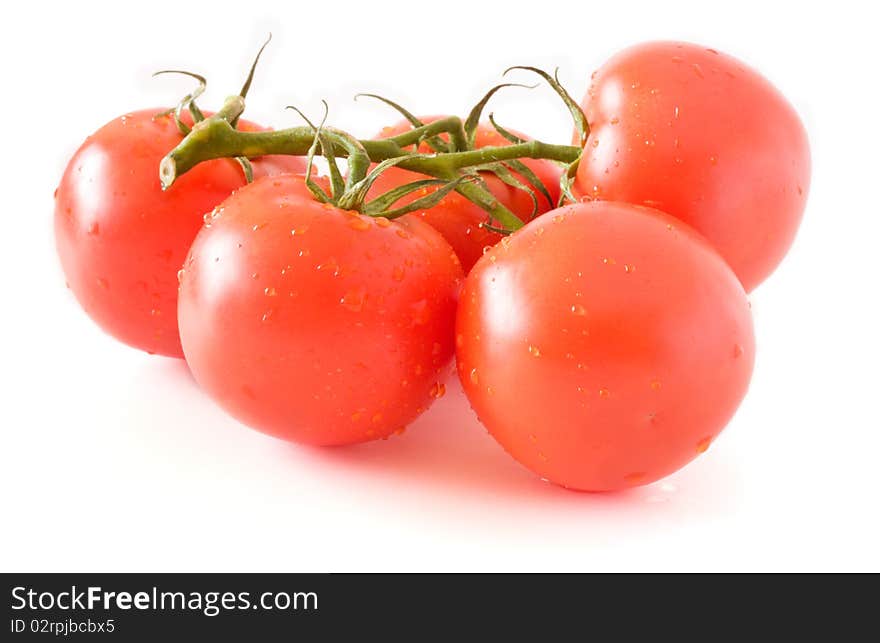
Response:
574,41,810,291
456,201,755,491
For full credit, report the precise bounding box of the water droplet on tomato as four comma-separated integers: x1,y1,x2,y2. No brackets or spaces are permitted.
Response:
624,472,645,484
696,436,712,454
571,304,586,316
340,288,366,312
528,345,541,357
375,217,392,228
348,216,370,231
177,269,185,284
396,228,411,240
317,258,341,276
410,300,430,325
96,277,109,289
429,382,446,399
624,264,635,273
261,309,275,322
598,388,610,399
692,63,705,78
538,452,548,462
264,287,277,297
469,368,479,385
650,379,662,391
371,412,383,425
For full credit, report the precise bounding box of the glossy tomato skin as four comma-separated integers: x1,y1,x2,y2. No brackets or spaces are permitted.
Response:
576,42,810,291
178,174,463,446
456,202,755,491
367,118,561,272
54,109,305,357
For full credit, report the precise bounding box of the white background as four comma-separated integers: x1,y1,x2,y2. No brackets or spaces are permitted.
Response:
1,0,878,572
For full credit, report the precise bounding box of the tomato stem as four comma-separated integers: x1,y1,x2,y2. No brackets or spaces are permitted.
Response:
160,97,581,231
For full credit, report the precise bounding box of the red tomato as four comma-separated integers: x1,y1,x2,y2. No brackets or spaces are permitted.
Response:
367,118,561,272
54,109,305,357
456,201,755,491
575,41,810,291
178,174,463,446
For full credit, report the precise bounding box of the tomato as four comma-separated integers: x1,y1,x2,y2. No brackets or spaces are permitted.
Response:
456,201,755,491
575,41,810,291
54,109,305,357
177,174,463,446
367,117,561,271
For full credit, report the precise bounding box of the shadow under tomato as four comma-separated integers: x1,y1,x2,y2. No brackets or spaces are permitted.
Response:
290,377,722,509
132,356,743,521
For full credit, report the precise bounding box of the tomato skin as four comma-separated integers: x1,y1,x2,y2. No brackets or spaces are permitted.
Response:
367,118,561,272
456,202,755,491
178,174,463,446
575,41,810,291
54,109,305,357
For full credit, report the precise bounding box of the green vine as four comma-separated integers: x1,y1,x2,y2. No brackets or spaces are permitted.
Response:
156,55,586,232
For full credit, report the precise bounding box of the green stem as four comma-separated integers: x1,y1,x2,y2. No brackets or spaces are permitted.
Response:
160,100,581,231
384,116,468,151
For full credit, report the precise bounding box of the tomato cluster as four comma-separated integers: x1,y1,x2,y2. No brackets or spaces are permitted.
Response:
55,41,809,491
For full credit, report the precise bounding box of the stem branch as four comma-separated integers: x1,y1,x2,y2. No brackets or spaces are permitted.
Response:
160,101,581,232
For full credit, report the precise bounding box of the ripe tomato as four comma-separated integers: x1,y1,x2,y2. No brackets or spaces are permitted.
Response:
456,201,755,491
178,174,463,446
575,41,810,291
367,118,561,272
54,109,305,357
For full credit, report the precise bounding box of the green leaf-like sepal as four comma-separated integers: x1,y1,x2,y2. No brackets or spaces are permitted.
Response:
152,70,207,135
504,66,590,147
368,177,471,220
464,83,535,148
355,93,450,153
